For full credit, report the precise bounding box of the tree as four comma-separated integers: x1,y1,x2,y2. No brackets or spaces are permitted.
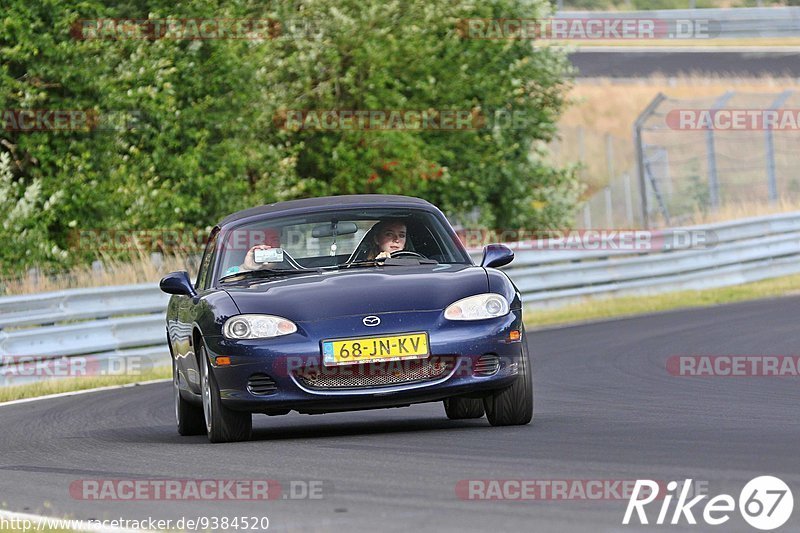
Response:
0,0,578,275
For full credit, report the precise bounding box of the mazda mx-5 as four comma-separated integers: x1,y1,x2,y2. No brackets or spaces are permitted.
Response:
161,194,532,442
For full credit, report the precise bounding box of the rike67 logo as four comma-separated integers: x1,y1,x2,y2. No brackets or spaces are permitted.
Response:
624,476,793,530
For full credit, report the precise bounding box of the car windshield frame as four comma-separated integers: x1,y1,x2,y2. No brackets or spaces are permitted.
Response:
210,206,472,287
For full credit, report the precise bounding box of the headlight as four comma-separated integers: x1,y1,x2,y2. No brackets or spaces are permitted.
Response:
223,314,297,339
444,293,510,321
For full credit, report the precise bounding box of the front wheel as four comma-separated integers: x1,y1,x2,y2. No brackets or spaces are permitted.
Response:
443,397,485,419
483,333,533,426
199,343,252,443
174,357,205,436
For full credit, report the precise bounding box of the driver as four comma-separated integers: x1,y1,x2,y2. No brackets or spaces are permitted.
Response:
224,244,276,275
367,219,407,260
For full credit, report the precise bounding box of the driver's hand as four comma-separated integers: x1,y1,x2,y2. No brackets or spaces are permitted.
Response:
243,244,272,271
375,251,391,260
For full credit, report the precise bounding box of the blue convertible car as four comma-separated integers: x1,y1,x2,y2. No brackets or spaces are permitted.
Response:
161,194,532,442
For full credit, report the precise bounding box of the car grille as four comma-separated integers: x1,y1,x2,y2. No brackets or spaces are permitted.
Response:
248,373,278,395
295,358,452,390
473,354,500,376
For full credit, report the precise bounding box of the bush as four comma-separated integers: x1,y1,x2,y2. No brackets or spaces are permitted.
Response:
1,0,578,275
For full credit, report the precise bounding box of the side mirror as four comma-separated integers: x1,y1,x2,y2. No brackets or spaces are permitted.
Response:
160,271,197,297
481,244,514,269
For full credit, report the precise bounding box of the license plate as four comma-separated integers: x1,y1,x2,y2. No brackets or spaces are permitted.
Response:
322,332,429,366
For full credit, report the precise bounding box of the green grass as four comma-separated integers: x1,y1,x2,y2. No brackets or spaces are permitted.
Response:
525,273,800,328
0,365,171,404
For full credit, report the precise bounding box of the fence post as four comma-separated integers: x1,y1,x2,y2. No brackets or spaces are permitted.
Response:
623,173,634,226
706,91,735,211
604,187,613,228
634,93,667,229
765,90,793,204
605,133,615,182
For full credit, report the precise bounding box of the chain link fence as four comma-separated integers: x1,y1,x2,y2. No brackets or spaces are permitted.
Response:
555,91,800,229
549,126,640,228
633,91,800,227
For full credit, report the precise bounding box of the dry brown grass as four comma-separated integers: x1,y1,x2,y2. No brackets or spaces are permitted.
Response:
552,75,800,200
560,75,800,139
0,251,196,296
666,199,800,226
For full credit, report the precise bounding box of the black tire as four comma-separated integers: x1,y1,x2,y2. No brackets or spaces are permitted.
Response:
199,343,252,443
483,333,533,426
444,397,485,419
173,357,205,436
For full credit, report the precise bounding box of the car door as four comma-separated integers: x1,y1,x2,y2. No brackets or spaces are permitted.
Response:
177,229,219,393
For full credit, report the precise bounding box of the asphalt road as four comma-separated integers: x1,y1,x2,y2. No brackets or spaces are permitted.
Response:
2,296,800,532
569,50,800,77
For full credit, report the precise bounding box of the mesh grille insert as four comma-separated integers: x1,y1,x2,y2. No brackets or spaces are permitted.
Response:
296,358,451,389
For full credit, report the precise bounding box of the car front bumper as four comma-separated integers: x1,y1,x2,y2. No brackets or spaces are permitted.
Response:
201,309,525,414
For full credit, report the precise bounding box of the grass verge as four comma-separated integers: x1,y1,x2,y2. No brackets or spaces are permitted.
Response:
0,365,171,403
525,272,800,329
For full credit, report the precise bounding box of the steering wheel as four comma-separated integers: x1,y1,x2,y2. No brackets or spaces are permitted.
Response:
388,250,426,259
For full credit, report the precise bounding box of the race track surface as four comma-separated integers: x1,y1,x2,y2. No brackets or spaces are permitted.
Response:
570,50,800,77
1,296,799,532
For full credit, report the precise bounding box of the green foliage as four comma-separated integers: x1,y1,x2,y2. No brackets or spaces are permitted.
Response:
556,0,789,8
1,0,578,275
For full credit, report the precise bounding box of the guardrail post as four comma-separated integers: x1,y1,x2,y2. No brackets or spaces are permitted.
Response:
765,90,793,204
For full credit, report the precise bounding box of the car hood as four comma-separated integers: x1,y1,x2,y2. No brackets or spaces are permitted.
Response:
222,264,487,321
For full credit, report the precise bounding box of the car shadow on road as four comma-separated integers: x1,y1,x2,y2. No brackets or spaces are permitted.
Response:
111,414,497,445
248,415,491,442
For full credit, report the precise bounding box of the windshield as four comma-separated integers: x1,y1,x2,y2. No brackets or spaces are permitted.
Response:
214,207,470,283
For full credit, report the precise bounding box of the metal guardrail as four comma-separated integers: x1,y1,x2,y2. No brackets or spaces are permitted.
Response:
498,212,800,307
557,7,800,39
2,211,800,385
0,286,170,386
0,284,168,329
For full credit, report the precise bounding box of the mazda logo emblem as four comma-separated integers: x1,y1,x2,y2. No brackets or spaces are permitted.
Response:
362,316,381,327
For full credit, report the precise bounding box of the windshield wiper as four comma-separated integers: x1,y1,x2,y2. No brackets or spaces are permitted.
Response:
335,257,438,270
219,268,321,283
334,259,381,269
